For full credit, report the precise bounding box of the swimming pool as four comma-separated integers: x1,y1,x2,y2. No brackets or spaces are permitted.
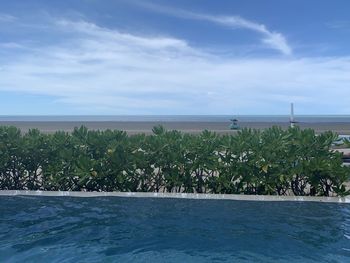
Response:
1,196,350,262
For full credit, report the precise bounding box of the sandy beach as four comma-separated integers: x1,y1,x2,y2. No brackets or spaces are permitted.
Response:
0,121,349,135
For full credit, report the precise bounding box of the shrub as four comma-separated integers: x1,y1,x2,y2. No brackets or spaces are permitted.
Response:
0,125,349,196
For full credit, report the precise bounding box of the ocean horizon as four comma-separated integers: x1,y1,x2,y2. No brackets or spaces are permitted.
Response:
0,115,350,123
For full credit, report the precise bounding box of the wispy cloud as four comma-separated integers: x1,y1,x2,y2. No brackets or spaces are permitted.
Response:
0,18,349,114
0,13,17,22
0,42,24,49
326,20,350,29
136,3,292,55
56,19,191,51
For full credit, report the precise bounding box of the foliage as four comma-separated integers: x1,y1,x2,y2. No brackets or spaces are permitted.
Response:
344,138,350,147
0,125,349,196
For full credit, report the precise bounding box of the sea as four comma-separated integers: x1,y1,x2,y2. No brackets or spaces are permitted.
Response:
0,115,349,123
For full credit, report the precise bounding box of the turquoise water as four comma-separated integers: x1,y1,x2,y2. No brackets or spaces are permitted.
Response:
1,197,350,262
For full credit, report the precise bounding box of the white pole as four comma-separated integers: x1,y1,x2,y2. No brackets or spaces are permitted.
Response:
290,103,295,128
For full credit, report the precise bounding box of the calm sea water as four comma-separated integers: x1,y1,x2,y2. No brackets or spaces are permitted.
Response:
1,197,350,262
0,115,350,123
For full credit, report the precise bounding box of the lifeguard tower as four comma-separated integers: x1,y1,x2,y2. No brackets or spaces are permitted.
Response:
229,118,240,130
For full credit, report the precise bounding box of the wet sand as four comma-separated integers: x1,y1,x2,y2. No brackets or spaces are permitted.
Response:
0,121,349,135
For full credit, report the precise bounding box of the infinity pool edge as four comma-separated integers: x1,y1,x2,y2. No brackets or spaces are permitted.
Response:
0,190,349,203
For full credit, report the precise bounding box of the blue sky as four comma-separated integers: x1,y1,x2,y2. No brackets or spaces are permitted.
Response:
0,0,350,115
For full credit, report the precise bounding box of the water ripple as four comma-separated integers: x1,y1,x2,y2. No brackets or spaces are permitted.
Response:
1,196,350,262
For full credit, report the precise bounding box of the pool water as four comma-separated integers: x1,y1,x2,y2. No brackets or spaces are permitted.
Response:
1,196,350,262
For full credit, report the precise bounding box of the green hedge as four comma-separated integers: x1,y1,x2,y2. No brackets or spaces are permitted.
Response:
0,125,349,196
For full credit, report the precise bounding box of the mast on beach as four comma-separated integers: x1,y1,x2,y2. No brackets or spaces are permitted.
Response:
290,103,296,128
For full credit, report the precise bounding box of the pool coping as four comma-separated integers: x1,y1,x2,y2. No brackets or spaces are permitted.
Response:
0,190,349,203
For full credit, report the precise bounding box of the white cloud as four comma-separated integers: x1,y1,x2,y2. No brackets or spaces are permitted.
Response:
56,20,190,50
190,14,291,55
136,3,292,55
0,19,349,114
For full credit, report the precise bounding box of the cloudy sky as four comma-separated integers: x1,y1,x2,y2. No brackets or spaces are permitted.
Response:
0,0,350,115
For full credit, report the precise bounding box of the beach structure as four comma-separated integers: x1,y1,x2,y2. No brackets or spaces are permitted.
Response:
290,103,297,128
229,118,240,130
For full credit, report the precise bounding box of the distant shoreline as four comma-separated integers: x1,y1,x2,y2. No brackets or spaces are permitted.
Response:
0,121,349,134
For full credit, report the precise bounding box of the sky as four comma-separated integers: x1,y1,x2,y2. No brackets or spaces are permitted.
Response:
0,0,350,115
